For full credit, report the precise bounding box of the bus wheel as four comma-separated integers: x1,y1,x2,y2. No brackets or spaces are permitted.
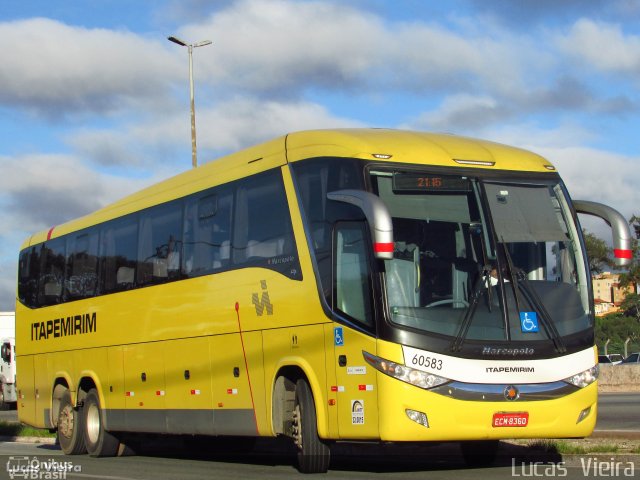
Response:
83,388,119,457
460,440,500,467
292,379,330,473
57,390,87,455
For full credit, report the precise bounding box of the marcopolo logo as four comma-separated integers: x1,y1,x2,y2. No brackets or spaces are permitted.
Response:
252,280,273,316
482,346,535,356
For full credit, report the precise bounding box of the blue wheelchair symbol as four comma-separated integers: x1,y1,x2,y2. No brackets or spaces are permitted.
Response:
520,312,539,333
334,327,344,346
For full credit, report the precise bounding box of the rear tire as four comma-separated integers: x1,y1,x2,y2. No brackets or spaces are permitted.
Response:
293,379,330,473
83,388,120,457
57,390,87,455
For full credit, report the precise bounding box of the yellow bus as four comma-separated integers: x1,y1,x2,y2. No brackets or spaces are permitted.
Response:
16,129,632,473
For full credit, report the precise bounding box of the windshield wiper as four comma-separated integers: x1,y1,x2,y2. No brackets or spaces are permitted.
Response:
501,241,566,354
450,264,492,352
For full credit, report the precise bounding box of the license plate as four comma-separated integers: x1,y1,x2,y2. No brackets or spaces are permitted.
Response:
492,412,529,427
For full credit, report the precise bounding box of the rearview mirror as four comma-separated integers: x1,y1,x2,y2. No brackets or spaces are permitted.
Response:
573,200,633,267
327,190,394,260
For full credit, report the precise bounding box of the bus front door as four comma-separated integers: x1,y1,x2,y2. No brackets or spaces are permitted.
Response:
333,326,379,439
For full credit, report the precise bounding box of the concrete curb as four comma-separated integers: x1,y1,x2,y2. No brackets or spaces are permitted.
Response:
0,435,56,445
591,430,640,440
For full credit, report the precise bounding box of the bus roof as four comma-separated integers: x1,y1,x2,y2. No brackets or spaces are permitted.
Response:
23,129,555,247
285,129,554,172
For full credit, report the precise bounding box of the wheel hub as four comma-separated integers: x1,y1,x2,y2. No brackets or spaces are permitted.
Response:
86,403,101,444
58,405,74,438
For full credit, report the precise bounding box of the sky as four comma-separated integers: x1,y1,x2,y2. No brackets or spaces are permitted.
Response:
1,0,640,311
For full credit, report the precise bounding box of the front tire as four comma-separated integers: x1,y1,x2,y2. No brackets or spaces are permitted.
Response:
57,390,87,455
83,388,120,457
292,379,330,473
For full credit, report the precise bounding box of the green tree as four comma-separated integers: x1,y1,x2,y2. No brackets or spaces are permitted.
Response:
631,215,640,240
620,293,640,323
583,230,612,274
595,312,640,354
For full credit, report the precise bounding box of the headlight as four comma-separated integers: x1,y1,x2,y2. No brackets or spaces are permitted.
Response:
363,351,450,389
564,364,599,388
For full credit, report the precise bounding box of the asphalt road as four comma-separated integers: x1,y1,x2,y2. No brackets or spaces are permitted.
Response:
595,392,640,431
0,393,637,479
2,439,637,480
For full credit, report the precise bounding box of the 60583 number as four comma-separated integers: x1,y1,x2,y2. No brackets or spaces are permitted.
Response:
411,354,443,371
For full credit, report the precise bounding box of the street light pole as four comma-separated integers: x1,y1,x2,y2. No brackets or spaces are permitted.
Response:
168,35,212,168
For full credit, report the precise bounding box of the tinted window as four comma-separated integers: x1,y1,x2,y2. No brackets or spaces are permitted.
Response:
138,202,183,286
292,157,365,303
183,187,233,277
66,229,100,300
18,246,41,308
38,238,66,306
334,222,374,327
17,167,303,308
623,353,639,363
100,216,138,294
233,169,301,279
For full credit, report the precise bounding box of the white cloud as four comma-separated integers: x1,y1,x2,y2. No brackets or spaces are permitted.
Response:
0,154,154,234
0,17,181,114
66,97,363,167
407,94,512,132
557,19,640,74
196,97,364,153
536,146,640,221
180,0,382,93
482,122,597,151
175,0,533,98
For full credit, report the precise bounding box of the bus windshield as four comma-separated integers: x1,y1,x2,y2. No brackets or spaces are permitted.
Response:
372,171,591,349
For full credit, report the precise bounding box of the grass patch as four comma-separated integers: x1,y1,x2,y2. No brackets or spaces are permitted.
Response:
0,421,55,438
527,439,557,453
527,440,620,455
586,443,621,454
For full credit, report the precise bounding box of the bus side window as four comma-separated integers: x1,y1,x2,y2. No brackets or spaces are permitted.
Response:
38,237,66,306
100,216,138,294
66,230,99,300
182,187,233,277
18,246,41,308
137,201,183,286
333,221,374,328
232,169,300,279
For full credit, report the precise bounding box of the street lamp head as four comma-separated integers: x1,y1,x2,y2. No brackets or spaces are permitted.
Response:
168,36,212,49
167,35,188,47
193,40,213,48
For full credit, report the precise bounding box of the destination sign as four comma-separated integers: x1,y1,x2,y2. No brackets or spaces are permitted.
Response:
393,173,471,192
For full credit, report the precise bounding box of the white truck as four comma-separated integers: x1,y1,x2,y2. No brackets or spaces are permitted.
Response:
0,312,16,409
0,337,16,408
